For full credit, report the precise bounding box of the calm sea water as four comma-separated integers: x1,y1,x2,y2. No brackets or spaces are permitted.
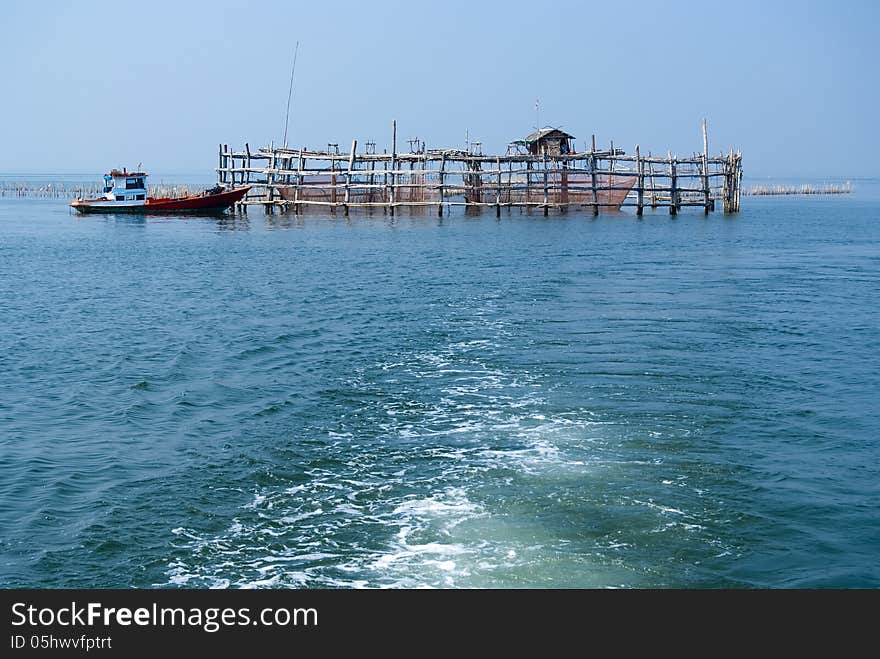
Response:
1,181,878,588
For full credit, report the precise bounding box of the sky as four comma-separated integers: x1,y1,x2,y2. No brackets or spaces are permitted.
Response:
2,0,877,178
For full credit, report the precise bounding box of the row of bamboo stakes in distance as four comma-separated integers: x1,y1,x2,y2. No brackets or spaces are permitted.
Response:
216,120,743,216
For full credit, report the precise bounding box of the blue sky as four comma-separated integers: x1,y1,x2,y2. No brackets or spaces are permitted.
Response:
2,0,877,177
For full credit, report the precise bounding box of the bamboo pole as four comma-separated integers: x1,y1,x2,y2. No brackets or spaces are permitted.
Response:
382,149,388,214
635,144,644,216
368,157,376,205
561,159,571,207
422,145,428,205
702,119,710,214
734,152,742,212
495,156,501,217
245,143,252,185
240,145,248,213
438,152,446,216
266,143,275,213
344,139,357,215
389,120,397,216
542,153,549,216
525,160,532,206
258,146,723,167
590,152,599,216
329,149,336,210
508,158,513,208
294,148,303,213
722,150,732,213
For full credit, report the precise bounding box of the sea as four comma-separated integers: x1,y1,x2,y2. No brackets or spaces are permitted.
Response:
1,174,878,588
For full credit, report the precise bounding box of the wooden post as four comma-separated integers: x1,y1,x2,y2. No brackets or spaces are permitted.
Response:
730,151,736,212
739,154,743,211
495,156,501,217
294,148,303,213
738,155,743,212
590,152,599,216
542,153,549,216
733,152,742,213
438,152,446,216
702,119,711,214
329,150,336,211
508,159,514,209
722,151,730,212
560,158,568,208
733,153,740,213
526,160,532,207
368,157,376,206
412,157,418,204
389,119,397,216
245,143,251,185
734,152,742,212
669,154,677,216
242,145,250,212
266,142,275,213
382,149,388,214
344,139,357,216
635,145,644,217
422,146,428,205
722,149,740,213
591,135,598,216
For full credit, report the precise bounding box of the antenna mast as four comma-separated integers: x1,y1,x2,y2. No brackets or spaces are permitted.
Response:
282,41,300,148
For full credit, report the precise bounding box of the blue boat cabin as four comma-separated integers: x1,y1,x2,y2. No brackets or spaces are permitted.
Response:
104,169,148,202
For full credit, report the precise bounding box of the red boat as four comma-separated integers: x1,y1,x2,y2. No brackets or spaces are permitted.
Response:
69,169,250,214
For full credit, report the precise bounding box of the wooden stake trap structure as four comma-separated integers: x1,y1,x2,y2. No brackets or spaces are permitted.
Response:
215,119,743,216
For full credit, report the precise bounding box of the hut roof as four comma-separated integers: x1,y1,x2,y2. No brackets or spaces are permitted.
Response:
521,127,575,143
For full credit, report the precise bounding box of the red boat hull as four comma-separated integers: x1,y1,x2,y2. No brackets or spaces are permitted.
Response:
70,186,250,214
